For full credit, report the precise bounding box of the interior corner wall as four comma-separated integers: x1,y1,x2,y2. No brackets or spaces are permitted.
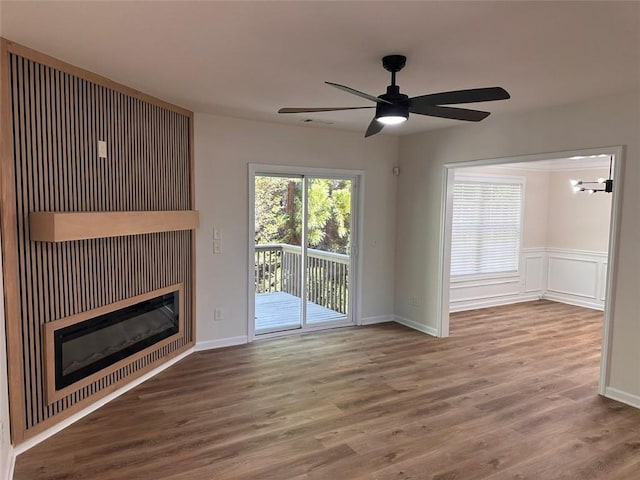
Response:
396,90,640,399
194,114,398,345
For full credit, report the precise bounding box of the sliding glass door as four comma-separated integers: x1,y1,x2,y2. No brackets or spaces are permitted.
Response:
305,178,352,325
254,175,303,332
253,171,355,335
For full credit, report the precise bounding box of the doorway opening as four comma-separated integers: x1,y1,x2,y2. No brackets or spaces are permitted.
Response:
438,147,624,395
249,165,362,339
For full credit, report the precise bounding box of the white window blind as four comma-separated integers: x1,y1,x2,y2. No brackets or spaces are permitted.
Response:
451,176,523,277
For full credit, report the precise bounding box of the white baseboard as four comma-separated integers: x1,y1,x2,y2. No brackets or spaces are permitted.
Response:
14,347,194,456
542,292,604,311
195,336,248,351
360,315,394,325
450,293,542,313
604,386,640,409
394,315,438,337
2,447,14,480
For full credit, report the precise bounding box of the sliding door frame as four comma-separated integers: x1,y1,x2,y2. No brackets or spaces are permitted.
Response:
248,164,364,341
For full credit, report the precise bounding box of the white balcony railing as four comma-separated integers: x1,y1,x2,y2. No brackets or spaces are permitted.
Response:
255,243,349,314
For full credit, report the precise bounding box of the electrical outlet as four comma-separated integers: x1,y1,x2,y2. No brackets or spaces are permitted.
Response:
213,240,221,254
213,227,221,240
409,296,419,308
214,308,224,321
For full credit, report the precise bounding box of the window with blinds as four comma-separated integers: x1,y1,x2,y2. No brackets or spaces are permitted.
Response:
451,175,523,277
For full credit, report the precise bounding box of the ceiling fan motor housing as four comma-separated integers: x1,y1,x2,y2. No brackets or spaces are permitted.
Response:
382,55,407,73
376,85,410,121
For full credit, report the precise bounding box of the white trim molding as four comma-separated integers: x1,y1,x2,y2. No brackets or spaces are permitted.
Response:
394,315,438,337
361,315,394,325
498,156,611,172
195,336,248,351
450,294,542,313
2,448,14,480
604,387,640,410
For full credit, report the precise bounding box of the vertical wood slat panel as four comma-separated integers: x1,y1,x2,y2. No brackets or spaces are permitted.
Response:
4,50,194,438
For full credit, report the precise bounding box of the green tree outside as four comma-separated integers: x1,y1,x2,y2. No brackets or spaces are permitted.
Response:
254,176,351,254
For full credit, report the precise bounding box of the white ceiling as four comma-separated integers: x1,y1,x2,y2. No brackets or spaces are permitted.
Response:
1,1,639,136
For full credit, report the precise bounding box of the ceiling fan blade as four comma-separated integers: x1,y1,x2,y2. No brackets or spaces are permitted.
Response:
410,87,510,107
278,106,374,113
326,82,392,105
410,104,490,122
365,118,384,137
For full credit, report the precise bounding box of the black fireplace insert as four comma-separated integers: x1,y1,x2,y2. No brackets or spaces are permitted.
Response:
54,291,179,390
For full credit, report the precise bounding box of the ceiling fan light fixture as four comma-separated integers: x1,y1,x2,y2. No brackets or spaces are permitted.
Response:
377,115,407,125
375,98,409,126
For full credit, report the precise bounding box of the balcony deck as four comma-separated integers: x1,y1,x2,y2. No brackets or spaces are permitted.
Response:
255,291,345,332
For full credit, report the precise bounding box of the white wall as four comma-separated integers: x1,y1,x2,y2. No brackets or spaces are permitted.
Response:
396,91,640,400
194,114,398,345
0,237,13,479
547,168,611,252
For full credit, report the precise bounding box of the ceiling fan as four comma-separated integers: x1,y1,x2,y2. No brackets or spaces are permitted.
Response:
278,55,510,137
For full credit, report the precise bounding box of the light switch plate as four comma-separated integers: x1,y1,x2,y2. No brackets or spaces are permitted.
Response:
98,140,107,158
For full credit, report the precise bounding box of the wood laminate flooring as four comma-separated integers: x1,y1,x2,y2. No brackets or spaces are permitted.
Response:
14,300,640,479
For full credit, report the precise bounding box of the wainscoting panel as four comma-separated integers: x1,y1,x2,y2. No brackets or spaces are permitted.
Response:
599,262,608,302
547,256,598,298
449,248,545,312
0,40,195,442
449,277,521,303
544,248,607,310
524,253,545,293
450,248,607,312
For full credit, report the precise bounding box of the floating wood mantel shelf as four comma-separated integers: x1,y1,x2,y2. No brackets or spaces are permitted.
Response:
29,210,199,242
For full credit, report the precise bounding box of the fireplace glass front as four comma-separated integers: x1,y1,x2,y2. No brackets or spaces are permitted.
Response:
54,291,179,390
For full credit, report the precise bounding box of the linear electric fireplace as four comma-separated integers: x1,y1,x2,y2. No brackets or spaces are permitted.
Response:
44,284,184,403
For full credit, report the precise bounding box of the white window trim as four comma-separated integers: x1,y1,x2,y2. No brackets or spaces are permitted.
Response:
450,172,526,281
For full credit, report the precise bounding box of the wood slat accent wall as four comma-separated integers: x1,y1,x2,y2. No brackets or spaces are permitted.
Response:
0,39,195,442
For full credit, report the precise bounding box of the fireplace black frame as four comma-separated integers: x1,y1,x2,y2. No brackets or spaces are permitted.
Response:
54,291,179,390
44,284,184,404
